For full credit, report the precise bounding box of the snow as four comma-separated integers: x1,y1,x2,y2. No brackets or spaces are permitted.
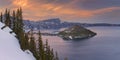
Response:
0,22,35,60
2,27,16,36
69,36,73,39
0,22,16,36
0,22,5,28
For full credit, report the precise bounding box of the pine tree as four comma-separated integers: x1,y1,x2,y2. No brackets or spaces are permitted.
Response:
37,33,58,60
55,52,59,60
44,40,57,60
4,9,8,24
12,10,16,32
29,30,38,59
7,10,11,28
30,36,37,56
0,12,3,22
0,8,63,60
5,9,11,28
45,40,48,60
15,8,26,50
50,48,55,60
24,33,29,50
38,31,45,60
47,46,52,60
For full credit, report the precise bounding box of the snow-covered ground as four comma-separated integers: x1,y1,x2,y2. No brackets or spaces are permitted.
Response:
0,22,35,60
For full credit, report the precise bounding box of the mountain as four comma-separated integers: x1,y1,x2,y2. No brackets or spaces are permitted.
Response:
58,25,96,40
23,18,85,30
1,14,120,30
0,22,35,60
23,18,120,30
24,18,71,30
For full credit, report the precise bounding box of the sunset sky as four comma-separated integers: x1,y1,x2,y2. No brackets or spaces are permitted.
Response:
0,0,120,23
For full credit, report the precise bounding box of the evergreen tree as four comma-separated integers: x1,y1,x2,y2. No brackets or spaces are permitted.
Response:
45,40,48,60
15,8,26,50
5,9,11,28
50,48,55,60
0,8,62,60
37,32,58,60
29,36,37,56
12,10,16,32
29,30,38,59
44,40,58,60
24,33,29,50
47,46,52,60
7,10,11,28
4,9,8,24
0,12,3,22
38,31,45,60
55,52,59,60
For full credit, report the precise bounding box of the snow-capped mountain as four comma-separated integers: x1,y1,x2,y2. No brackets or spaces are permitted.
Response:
23,18,82,30
0,22,35,60
23,18,120,30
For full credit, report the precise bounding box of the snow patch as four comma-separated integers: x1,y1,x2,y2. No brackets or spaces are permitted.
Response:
0,22,16,36
0,22,35,60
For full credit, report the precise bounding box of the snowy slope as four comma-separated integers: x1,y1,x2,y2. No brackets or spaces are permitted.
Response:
0,22,35,60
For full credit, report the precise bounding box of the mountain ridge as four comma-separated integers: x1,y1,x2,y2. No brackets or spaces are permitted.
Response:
23,18,120,30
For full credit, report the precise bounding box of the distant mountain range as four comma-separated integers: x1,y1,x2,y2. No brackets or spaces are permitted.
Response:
23,18,120,30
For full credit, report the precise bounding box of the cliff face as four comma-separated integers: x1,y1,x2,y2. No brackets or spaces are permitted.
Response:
58,25,97,40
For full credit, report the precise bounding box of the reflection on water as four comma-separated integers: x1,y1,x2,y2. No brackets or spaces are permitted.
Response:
42,27,120,60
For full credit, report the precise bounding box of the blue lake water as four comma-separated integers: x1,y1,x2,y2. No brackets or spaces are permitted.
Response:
42,27,120,60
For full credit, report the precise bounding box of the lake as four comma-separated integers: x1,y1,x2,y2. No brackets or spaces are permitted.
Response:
42,27,120,60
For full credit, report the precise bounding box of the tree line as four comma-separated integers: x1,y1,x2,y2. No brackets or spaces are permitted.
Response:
0,8,68,60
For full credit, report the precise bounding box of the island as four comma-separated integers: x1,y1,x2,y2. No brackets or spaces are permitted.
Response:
58,25,97,40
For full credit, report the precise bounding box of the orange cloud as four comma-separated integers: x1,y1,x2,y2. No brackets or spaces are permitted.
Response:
13,0,28,7
93,7,120,14
11,0,120,21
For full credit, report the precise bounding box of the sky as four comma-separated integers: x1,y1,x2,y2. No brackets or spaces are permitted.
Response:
0,0,120,23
